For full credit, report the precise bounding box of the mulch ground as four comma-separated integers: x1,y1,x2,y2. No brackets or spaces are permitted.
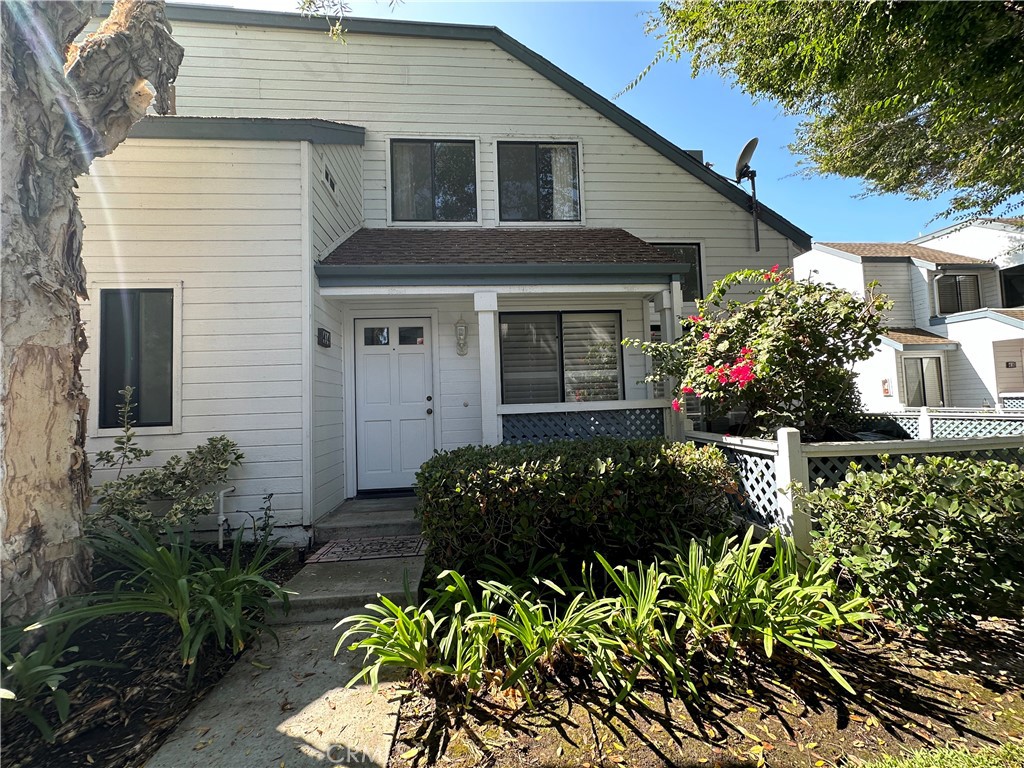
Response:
389,619,1024,768
2,543,306,768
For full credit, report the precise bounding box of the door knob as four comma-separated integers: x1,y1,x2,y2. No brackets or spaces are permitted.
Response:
426,408,433,415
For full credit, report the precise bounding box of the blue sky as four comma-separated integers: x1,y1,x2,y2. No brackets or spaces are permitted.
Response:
171,0,957,243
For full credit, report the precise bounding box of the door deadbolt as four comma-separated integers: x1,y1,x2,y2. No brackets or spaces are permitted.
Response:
426,395,432,402
426,408,433,415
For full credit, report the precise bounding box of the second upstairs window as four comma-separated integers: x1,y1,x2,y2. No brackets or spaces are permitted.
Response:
936,274,981,314
498,142,580,222
391,139,477,222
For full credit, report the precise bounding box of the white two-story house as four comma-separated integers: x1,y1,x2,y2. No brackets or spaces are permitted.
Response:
77,5,810,543
795,239,1024,413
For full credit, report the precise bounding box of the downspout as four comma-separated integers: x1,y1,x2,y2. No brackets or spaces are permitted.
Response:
217,485,235,549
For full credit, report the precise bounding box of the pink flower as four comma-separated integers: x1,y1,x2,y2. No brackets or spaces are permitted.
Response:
702,332,711,340
687,314,703,324
770,264,780,273
671,398,681,412
705,365,715,373
740,346,753,356
681,386,694,395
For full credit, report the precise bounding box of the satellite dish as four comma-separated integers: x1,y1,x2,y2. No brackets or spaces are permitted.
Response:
732,137,760,252
734,137,759,182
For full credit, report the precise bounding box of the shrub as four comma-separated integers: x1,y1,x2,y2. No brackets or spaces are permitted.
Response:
91,387,244,530
30,519,292,681
807,455,1024,629
627,267,890,438
338,528,871,708
1,617,102,741
663,528,873,694
861,744,1024,768
416,438,736,577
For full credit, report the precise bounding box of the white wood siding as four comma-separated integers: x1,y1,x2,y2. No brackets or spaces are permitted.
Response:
862,262,915,326
911,265,934,325
164,21,794,277
993,339,1024,395
79,139,307,530
310,143,363,257
312,289,346,517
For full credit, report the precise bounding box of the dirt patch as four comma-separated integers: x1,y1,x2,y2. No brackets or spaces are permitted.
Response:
2,542,306,768
389,620,1024,767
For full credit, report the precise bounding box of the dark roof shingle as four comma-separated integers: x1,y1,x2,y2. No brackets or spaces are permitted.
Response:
322,228,688,266
818,242,989,265
883,328,956,346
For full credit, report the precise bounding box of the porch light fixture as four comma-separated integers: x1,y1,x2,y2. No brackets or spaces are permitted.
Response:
454,316,469,356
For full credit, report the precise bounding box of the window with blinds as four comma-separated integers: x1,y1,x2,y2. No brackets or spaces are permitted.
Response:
499,312,623,404
936,274,981,314
903,356,944,408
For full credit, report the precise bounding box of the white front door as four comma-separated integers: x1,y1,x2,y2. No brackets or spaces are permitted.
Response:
355,318,435,490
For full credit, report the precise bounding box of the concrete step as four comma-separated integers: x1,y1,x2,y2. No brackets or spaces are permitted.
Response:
313,497,421,543
268,555,424,625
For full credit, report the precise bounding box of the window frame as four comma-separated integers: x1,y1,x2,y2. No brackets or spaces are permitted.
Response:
498,310,624,405
934,272,982,315
387,137,481,226
89,281,183,437
900,354,946,408
496,139,585,226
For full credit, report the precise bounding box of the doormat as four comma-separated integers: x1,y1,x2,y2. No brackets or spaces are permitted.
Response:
306,535,427,563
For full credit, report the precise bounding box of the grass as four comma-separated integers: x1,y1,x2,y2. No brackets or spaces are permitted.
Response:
861,743,1024,768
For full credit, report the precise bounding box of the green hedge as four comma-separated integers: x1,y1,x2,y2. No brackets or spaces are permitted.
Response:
807,454,1024,629
415,438,737,575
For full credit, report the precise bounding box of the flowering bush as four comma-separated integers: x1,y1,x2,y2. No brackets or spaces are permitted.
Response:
631,266,890,438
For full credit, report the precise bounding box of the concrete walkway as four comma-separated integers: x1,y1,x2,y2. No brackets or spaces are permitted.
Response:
145,619,402,768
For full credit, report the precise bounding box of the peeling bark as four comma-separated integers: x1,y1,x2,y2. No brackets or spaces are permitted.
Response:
1,0,182,623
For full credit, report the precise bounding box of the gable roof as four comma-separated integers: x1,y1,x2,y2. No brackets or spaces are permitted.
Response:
322,227,681,265
154,3,811,251
817,242,990,265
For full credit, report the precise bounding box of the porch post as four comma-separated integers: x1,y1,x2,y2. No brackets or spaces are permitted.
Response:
475,292,500,445
775,427,812,551
917,406,932,439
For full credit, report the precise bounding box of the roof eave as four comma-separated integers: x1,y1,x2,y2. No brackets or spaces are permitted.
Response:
315,261,691,287
128,116,365,144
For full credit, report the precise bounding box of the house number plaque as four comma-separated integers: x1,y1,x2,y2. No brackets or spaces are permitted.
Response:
317,327,332,348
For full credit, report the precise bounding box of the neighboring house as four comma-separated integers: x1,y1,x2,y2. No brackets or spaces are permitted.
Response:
911,217,1024,308
795,241,1024,413
77,5,810,543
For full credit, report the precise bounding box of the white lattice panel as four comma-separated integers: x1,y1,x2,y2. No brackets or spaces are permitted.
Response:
501,408,665,445
932,418,1024,439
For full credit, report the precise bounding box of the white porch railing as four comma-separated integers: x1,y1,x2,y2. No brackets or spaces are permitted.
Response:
687,426,1024,551
499,400,669,445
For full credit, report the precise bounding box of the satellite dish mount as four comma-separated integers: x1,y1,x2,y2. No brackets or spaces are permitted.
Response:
734,137,760,252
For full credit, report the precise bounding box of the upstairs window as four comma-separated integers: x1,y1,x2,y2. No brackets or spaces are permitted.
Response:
653,243,702,301
936,274,981,314
498,142,580,222
99,288,174,428
499,311,622,404
391,139,477,222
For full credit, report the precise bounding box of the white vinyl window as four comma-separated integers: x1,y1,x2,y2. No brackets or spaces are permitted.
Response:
936,274,981,314
903,356,944,408
499,312,623,404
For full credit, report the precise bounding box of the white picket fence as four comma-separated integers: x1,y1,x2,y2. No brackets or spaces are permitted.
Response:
685,426,1024,551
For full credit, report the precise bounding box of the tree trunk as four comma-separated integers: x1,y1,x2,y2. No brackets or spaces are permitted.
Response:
1,0,182,624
